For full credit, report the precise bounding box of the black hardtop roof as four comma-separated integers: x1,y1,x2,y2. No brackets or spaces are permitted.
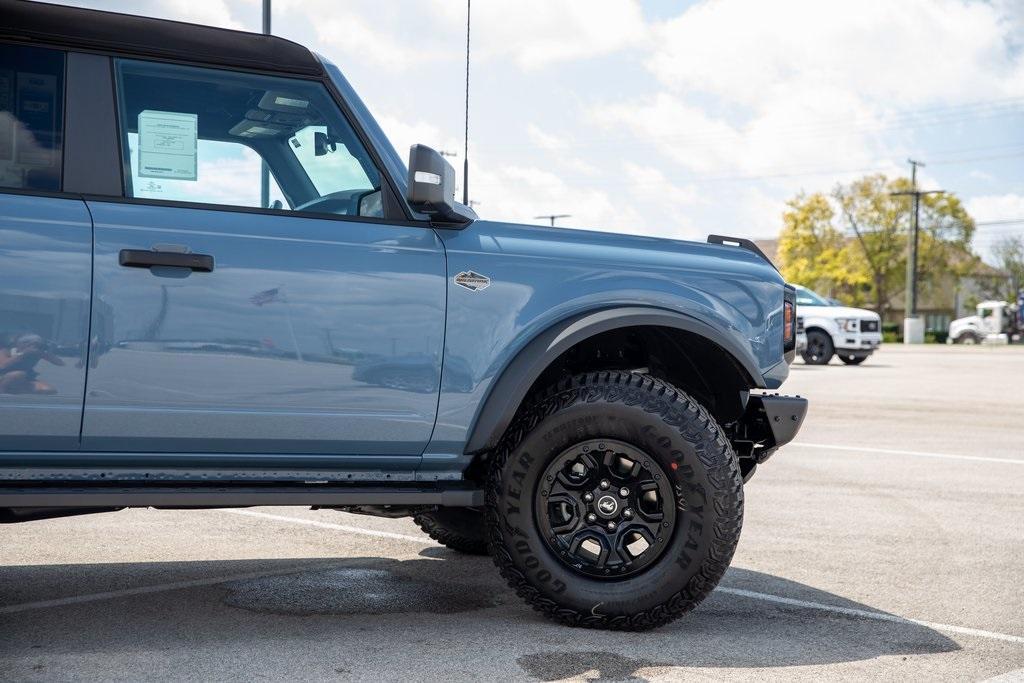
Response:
0,0,324,77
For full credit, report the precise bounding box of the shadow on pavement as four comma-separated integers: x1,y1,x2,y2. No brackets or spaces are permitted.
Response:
0,552,959,679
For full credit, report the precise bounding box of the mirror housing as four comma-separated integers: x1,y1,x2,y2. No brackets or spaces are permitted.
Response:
314,131,335,156
406,144,476,227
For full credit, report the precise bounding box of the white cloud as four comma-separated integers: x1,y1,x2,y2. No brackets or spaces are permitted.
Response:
966,193,1024,222
163,0,244,29
592,93,743,173
469,162,646,233
526,124,567,152
647,0,1023,107
375,115,460,162
306,11,447,71
51,0,246,29
431,0,648,68
275,0,648,71
622,163,698,207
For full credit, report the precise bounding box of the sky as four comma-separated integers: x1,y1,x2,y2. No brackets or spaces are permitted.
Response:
52,0,1024,261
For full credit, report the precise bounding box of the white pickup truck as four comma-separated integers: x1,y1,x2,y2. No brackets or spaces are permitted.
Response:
795,285,883,365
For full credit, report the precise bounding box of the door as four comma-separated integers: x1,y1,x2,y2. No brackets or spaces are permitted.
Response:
0,44,92,452
80,58,446,464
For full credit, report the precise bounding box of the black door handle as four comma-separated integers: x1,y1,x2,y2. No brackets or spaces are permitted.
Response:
119,249,215,272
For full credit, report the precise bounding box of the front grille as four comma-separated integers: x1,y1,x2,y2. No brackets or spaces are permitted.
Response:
861,319,879,332
796,317,805,333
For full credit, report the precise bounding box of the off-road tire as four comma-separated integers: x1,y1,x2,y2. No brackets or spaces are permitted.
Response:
485,371,744,631
413,508,489,555
839,353,868,365
801,330,834,365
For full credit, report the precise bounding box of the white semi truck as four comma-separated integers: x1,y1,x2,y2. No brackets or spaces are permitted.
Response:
948,293,1024,344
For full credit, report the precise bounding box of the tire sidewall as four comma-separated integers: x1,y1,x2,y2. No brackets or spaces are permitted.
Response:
487,377,742,622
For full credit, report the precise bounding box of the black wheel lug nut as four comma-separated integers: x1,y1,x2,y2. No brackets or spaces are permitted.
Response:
618,487,629,498
606,521,617,531
583,492,594,502
599,479,610,490
586,513,597,523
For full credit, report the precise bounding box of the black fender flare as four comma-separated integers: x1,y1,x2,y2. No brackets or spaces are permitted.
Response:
463,306,765,453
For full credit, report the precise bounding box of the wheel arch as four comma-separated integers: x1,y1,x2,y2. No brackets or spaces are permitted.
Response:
463,306,764,454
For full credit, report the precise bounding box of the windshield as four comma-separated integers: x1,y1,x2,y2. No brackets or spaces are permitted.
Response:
795,287,833,307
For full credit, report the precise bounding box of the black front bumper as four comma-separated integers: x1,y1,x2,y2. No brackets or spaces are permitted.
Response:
727,393,808,481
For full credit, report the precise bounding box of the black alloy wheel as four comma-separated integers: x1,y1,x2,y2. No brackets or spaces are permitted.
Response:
536,440,676,579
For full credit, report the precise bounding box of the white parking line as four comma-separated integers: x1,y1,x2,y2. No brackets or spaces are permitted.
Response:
220,509,432,544
717,588,1024,645
789,441,1024,465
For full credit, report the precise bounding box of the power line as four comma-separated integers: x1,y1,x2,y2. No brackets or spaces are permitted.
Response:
476,97,1024,155
976,218,1024,226
470,146,1024,191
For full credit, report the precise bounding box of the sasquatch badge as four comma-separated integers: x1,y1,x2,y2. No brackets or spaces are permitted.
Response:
454,271,491,291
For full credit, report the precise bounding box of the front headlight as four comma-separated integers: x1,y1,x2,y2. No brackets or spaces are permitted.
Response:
835,318,858,332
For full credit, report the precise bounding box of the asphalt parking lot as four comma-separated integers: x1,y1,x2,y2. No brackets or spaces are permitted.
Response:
1,345,1022,681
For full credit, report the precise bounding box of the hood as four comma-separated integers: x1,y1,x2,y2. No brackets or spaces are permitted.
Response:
463,219,785,284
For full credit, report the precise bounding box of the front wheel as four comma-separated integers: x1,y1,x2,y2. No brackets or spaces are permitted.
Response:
485,372,743,630
839,353,868,365
801,330,834,365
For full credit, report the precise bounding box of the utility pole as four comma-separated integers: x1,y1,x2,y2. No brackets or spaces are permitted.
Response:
891,159,942,344
535,214,571,227
259,0,271,209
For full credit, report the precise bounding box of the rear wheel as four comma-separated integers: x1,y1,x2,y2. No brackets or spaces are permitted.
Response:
801,330,834,365
413,508,488,555
956,332,981,345
486,371,743,630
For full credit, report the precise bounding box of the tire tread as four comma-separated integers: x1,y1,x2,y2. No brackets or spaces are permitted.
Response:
484,371,744,631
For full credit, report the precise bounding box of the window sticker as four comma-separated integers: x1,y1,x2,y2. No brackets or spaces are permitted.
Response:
138,110,197,181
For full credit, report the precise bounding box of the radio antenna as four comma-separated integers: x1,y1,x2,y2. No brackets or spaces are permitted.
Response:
462,0,471,206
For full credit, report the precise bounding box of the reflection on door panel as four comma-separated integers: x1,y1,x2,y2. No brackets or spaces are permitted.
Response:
0,195,92,450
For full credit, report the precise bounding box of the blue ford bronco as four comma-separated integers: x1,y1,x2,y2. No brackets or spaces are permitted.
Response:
0,1,807,629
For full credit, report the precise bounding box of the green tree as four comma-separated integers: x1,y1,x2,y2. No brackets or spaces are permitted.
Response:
779,174,976,316
990,235,1024,299
778,192,868,299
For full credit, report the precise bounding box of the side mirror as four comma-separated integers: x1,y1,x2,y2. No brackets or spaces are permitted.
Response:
406,144,476,227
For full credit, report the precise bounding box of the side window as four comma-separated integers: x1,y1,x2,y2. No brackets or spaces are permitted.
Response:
114,59,383,218
0,44,65,192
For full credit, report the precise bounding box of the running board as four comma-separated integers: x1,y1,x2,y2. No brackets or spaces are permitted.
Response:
0,485,483,509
